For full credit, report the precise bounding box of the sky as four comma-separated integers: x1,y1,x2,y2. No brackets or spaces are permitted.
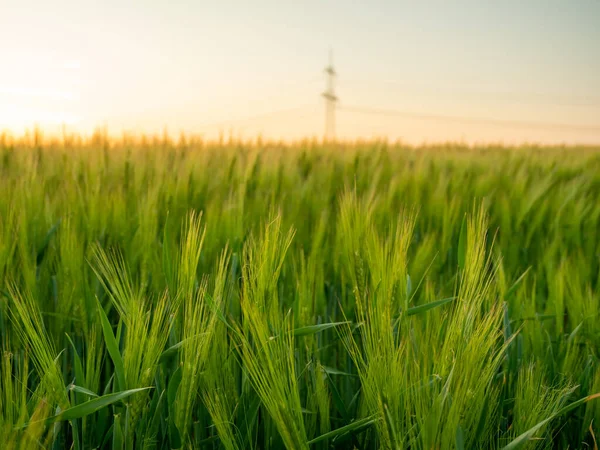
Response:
1,0,599,144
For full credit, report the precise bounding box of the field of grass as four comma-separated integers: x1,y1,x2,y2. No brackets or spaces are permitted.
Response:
1,136,599,449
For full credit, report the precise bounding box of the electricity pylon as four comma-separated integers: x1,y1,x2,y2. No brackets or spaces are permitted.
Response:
322,50,338,141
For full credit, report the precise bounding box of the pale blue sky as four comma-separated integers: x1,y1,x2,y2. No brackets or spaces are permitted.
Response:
1,0,599,143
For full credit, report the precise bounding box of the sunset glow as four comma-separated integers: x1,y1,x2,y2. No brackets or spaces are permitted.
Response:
1,0,599,144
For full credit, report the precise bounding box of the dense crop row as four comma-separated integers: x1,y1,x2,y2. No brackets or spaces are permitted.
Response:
0,138,599,449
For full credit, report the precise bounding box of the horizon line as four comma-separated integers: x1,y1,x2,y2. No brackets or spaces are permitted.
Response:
1,127,600,150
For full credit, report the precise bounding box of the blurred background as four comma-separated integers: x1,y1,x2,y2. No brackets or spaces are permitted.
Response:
1,0,599,145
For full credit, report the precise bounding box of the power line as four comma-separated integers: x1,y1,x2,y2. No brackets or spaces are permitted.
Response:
337,79,600,109
338,105,600,133
192,105,317,131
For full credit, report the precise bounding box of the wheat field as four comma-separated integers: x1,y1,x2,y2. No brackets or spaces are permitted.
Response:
1,136,599,449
